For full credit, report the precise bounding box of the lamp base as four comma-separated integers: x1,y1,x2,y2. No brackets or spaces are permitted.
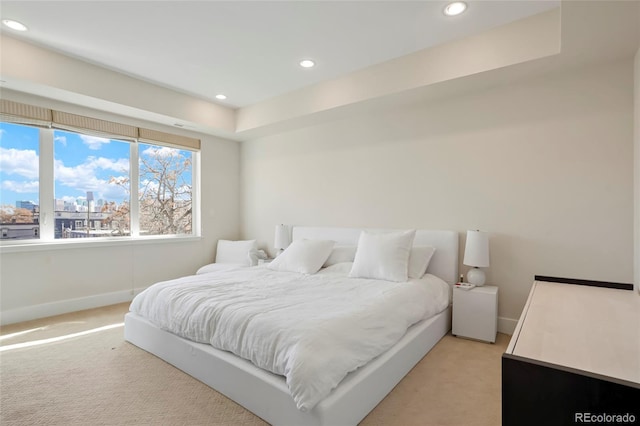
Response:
467,268,486,286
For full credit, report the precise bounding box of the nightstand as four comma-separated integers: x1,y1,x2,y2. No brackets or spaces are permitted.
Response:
452,285,498,343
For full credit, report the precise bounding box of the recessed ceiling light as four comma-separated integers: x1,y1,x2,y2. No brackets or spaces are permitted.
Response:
443,2,467,16
2,19,28,31
215,94,227,100
299,59,315,68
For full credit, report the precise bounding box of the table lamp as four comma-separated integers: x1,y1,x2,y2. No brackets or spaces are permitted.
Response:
274,224,291,256
463,230,490,286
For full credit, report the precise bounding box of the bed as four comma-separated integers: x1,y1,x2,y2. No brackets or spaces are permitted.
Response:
124,227,459,426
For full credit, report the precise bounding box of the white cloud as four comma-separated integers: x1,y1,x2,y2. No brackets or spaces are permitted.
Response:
54,135,67,146
175,184,192,201
54,156,130,202
102,182,129,200
142,146,180,158
0,147,39,179
1,180,39,193
89,156,129,172
139,179,159,195
79,135,110,150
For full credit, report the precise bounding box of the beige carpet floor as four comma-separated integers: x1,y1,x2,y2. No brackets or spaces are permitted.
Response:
0,303,507,426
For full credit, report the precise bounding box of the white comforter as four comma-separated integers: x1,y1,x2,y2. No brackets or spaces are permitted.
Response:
129,263,450,411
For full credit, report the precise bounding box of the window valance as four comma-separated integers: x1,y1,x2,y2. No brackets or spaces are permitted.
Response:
1,99,200,150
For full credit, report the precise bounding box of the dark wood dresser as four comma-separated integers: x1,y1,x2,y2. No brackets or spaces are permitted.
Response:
502,276,640,426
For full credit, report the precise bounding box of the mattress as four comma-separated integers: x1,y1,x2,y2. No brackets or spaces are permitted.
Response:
129,262,450,411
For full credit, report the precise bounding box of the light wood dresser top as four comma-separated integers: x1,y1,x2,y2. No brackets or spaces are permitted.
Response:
508,281,640,384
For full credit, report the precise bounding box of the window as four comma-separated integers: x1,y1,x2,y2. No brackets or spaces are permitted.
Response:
0,122,40,240
138,143,193,236
54,129,130,239
0,100,200,244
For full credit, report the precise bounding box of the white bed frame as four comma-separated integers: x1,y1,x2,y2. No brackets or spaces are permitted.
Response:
125,227,458,426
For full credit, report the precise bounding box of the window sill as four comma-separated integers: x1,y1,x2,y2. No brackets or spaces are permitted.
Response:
0,235,201,254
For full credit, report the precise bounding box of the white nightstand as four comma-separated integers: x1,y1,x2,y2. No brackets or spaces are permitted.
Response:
452,285,498,343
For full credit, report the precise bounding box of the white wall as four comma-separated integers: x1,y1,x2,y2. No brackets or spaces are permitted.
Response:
635,47,640,293
0,96,241,325
241,60,635,329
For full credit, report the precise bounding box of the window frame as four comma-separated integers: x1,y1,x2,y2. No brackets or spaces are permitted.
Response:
0,120,201,252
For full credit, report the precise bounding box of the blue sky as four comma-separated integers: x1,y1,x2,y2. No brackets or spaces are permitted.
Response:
0,123,40,206
54,129,131,205
0,122,192,208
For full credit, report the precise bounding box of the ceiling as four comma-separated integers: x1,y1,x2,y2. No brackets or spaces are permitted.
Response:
0,1,559,109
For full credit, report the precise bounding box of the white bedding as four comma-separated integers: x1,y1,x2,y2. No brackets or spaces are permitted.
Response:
129,262,450,411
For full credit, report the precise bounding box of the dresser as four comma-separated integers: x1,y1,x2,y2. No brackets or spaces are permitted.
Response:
502,276,640,426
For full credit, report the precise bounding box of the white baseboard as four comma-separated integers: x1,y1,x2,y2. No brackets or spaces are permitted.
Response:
498,316,518,335
0,287,147,326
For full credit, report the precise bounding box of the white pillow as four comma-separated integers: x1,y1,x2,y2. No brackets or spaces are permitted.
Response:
408,246,436,279
215,239,257,265
323,245,357,267
349,230,416,282
268,239,335,274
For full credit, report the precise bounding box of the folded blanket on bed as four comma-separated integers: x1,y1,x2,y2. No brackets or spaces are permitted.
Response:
129,263,450,411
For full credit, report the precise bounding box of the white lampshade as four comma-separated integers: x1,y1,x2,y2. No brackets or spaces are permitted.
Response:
463,230,489,286
274,224,291,251
463,230,490,267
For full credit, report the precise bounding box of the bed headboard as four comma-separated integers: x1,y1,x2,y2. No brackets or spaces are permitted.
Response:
291,227,459,285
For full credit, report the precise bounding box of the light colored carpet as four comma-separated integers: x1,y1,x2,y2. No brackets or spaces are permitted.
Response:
0,304,507,425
